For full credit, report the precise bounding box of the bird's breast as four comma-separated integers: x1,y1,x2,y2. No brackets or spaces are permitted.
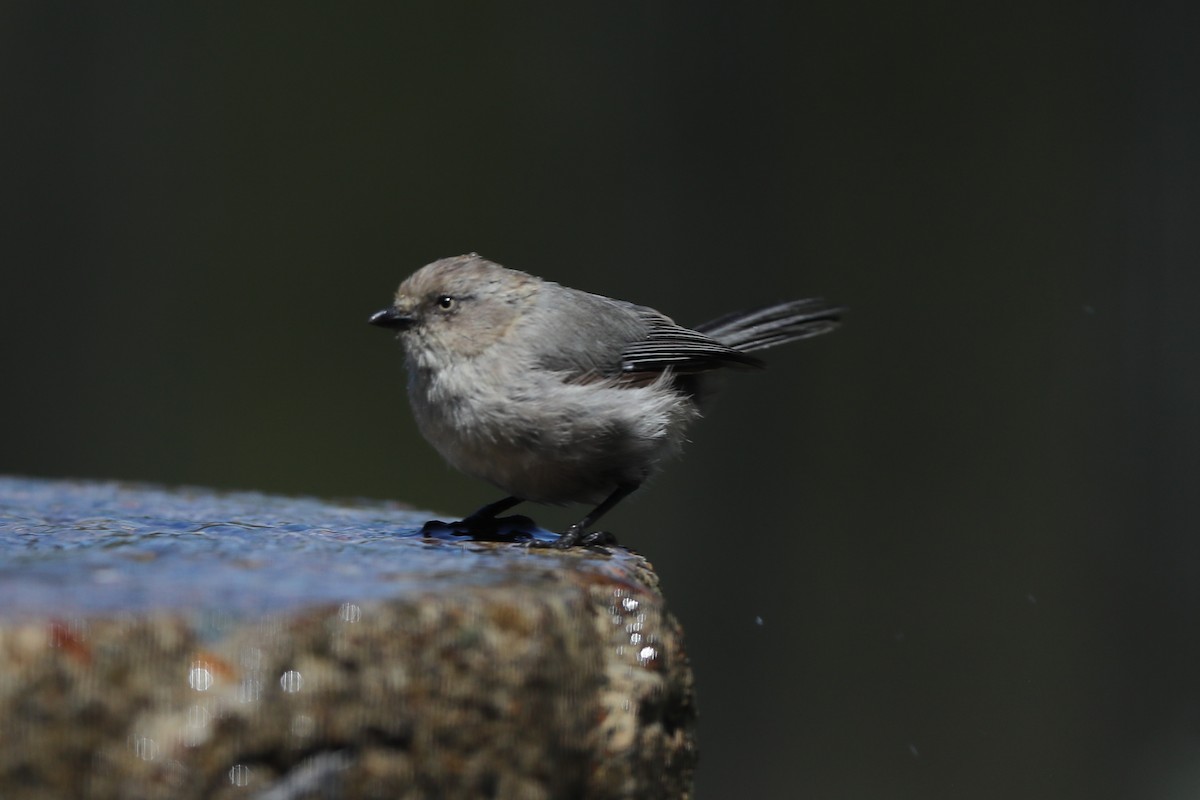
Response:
406,361,699,504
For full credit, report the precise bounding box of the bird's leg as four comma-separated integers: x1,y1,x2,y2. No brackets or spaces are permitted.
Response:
460,496,524,526
543,482,639,550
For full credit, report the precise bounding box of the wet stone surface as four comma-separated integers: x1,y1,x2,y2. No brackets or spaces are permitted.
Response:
0,476,696,799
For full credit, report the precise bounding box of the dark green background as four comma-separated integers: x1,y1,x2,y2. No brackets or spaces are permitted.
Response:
3,3,1198,797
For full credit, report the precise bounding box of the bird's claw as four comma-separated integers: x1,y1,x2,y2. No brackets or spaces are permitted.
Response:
525,528,617,552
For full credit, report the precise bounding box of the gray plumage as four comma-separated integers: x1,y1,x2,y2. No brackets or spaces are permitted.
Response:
369,253,843,547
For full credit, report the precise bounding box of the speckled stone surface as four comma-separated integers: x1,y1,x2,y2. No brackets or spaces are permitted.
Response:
0,477,696,799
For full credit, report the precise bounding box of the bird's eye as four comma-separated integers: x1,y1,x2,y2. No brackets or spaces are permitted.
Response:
436,294,454,310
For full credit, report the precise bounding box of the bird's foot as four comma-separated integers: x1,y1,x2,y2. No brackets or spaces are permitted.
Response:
527,525,618,552
420,514,540,543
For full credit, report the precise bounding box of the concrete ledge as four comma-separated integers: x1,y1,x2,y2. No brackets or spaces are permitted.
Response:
0,477,696,799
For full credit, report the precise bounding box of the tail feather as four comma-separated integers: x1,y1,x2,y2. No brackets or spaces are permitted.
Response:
694,298,844,353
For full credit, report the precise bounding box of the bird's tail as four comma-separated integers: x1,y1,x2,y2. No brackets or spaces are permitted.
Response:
694,298,844,353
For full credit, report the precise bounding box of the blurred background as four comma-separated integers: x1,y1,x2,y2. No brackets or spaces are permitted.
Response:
3,2,1199,797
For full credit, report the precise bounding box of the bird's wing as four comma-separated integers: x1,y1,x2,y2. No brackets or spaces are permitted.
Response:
618,307,763,374
527,290,761,382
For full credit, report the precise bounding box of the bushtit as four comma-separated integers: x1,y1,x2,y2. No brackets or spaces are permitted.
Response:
370,253,842,548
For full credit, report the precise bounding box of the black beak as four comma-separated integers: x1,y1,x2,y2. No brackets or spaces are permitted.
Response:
368,307,414,330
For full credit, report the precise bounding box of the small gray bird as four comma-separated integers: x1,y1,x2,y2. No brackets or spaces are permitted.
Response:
370,253,842,548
